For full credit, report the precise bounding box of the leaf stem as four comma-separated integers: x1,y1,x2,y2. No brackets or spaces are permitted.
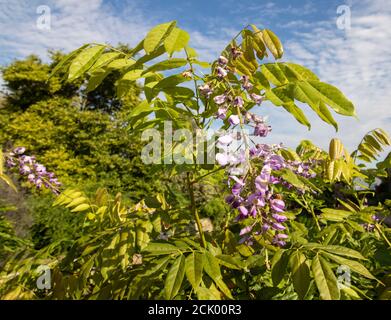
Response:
187,172,207,248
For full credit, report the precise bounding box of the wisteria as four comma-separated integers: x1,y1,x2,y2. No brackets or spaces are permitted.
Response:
199,52,318,248
4,147,61,194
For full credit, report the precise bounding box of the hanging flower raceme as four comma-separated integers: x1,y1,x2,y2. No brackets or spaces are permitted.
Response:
201,52,315,248
4,147,61,194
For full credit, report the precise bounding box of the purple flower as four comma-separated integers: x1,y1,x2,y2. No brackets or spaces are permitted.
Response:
254,123,271,137
6,159,16,167
217,107,227,119
273,240,286,247
20,165,31,174
239,225,253,236
228,115,240,126
240,76,253,91
232,183,243,196
250,93,264,104
218,56,229,66
249,206,257,218
272,213,288,223
14,147,26,155
35,178,43,188
270,199,285,213
216,66,228,78
5,147,61,194
238,206,248,217
267,155,285,170
20,155,35,165
216,153,229,166
262,223,270,232
198,84,213,97
233,96,244,108
218,134,233,145
214,94,227,105
35,164,46,173
272,222,286,231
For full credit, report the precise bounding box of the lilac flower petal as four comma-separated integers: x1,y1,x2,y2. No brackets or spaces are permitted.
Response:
272,213,288,223
233,96,244,107
272,222,286,231
238,206,248,217
239,226,253,236
218,135,233,145
250,93,263,104
216,153,229,166
218,56,229,65
228,115,240,126
216,66,228,78
270,199,285,213
214,94,227,105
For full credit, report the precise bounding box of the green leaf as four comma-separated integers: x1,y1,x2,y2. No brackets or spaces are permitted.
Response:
142,256,171,277
302,244,366,260
312,255,340,300
271,250,290,286
144,58,187,74
185,252,204,289
290,251,310,299
154,74,188,90
299,81,355,117
71,203,90,213
261,64,288,86
196,283,221,300
164,28,190,56
68,45,106,81
216,254,245,270
0,174,17,192
250,24,267,59
242,31,258,68
143,242,180,255
49,44,89,79
321,252,376,280
106,58,136,70
163,86,194,101
203,251,233,299
320,208,352,222
282,102,311,129
86,68,111,92
279,168,308,190
164,254,185,299
65,197,88,208
262,29,284,59
144,21,177,54
89,52,121,72
284,63,319,81
136,220,153,250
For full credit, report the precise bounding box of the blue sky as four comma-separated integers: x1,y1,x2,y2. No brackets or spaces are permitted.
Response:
0,0,390,156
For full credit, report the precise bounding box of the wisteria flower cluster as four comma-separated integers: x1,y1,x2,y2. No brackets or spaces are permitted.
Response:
223,143,315,247
197,53,316,248
4,147,61,194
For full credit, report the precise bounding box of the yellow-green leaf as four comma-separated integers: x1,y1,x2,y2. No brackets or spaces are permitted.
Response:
262,29,284,59
185,252,204,289
144,21,177,54
68,45,106,81
164,255,185,299
312,255,340,300
164,28,190,56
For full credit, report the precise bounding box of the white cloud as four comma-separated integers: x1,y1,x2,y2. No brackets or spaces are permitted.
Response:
265,0,391,158
0,0,152,62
